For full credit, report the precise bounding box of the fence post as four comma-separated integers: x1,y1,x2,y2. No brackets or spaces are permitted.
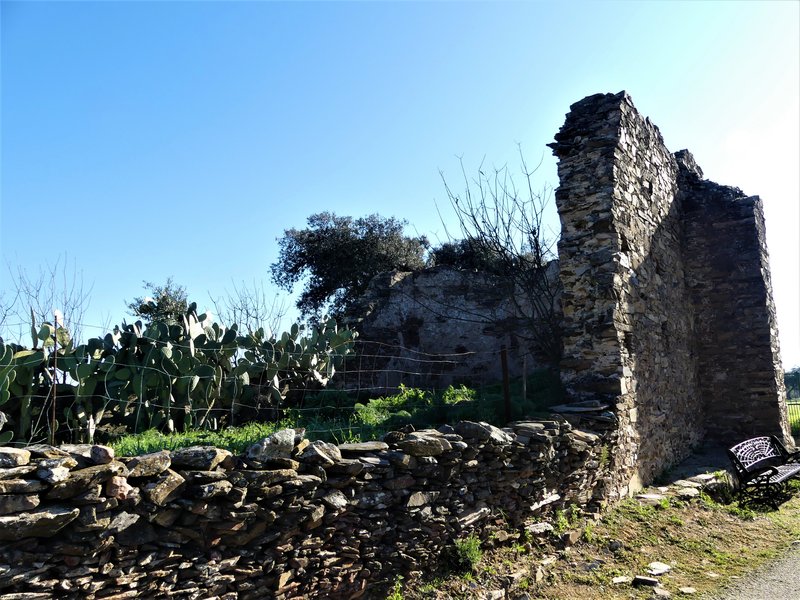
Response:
500,345,511,423
522,353,527,402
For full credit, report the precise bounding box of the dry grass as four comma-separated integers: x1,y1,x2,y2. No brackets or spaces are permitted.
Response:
401,487,800,600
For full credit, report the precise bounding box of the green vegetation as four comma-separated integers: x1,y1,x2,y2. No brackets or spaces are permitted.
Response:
387,575,404,600
111,421,292,456
271,212,429,319
111,369,563,455
451,535,483,573
126,278,188,326
0,304,355,445
785,367,799,400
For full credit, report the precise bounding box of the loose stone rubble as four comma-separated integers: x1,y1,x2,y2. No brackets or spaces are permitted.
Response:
0,420,604,599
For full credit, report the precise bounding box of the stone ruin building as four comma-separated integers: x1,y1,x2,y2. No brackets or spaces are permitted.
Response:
353,90,790,498
551,91,789,498
0,91,790,598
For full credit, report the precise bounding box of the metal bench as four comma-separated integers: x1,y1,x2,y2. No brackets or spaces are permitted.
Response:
727,435,800,507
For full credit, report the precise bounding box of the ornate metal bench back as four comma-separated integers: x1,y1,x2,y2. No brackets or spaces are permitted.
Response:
729,436,784,473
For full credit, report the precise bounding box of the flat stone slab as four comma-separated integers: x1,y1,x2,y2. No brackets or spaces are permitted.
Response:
126,450,172,478
549,402,609,413
0,506,80,541
647,561,672,575
636,493,667,505
338,442,389,454
672,479,702,488
675,487,701,499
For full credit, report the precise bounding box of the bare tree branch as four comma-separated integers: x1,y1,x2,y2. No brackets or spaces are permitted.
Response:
438,147,563,364
210,280,288,335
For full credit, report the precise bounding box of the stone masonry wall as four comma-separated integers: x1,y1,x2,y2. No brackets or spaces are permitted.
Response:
550,91,789,499
0,421,603,599
678,156,790,443
344,267,538,393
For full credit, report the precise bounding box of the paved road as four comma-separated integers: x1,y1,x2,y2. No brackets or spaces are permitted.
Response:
708,544,800,599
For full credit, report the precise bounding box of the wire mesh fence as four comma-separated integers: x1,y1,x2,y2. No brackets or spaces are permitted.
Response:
1,329,558,449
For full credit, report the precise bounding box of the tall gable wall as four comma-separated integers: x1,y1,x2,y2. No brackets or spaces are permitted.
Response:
551,91,789,499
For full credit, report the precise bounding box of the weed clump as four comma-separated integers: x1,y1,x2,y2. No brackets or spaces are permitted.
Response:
451,535,483,573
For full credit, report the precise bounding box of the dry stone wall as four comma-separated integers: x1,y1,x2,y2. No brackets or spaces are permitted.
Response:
0,421,604,599
550,91,789,499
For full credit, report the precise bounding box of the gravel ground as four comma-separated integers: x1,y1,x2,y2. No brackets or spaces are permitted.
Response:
708,543,800,599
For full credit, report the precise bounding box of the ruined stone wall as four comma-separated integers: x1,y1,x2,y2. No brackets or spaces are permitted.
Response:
550,92,703,499
550,91,789,499
678,158,790,443
0,422,604,599
344,267,538,393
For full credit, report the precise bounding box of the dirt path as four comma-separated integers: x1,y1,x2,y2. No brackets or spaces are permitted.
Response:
708,543,800,599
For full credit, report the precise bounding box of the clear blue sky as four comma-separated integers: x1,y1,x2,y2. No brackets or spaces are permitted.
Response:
1,1,798,368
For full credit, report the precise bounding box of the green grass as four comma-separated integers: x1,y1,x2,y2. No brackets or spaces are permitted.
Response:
788,401,800,436
111,421,291,456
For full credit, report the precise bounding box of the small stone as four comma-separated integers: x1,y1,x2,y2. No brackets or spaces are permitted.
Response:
239,469,297,487
397,431,452,457
679,588,697,595
0,493,40,515
454,421,513,444
632,575,660,586
192,480,233,499
637,493,667,505
0,465,37,480
0,479,46,494
298,440,341,466
526,522,554,536
0,447,31,468
105,476,134,500
608,539,624,551
247,429,297,462
107,511,140,533
406,491,439,507
321,490,349,510
653,588,671,598
675,487,700,499
612,576,632,584
40,466,75,485
142,469,185,506
561,530,581,546
672,479,701,488
647,561,672,576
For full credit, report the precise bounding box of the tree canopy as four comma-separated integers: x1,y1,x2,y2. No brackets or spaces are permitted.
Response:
271,212,428,319
127,278,189,326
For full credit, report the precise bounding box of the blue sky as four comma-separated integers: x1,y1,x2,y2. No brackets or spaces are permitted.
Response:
1,1,798,367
